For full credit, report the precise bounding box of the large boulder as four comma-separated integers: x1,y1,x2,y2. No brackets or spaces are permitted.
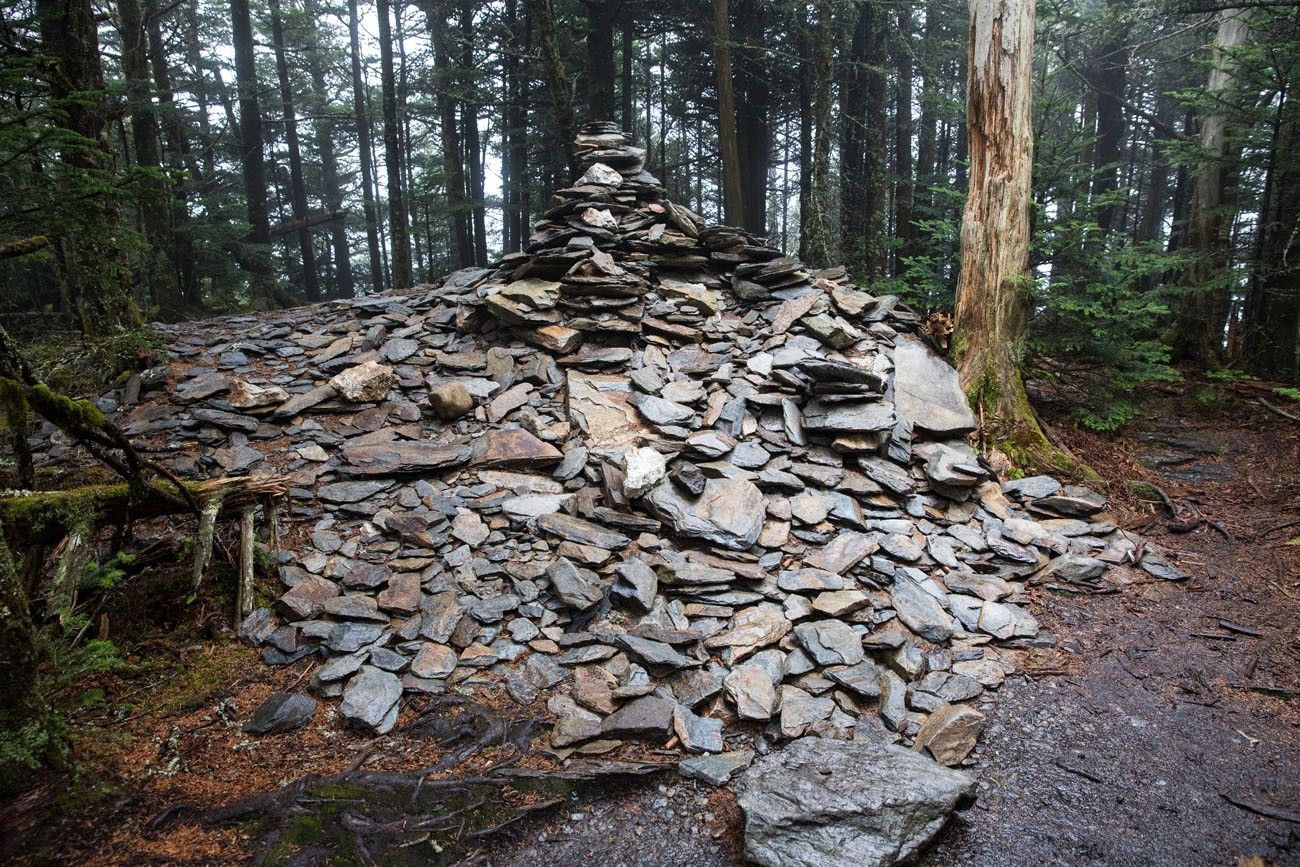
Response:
735,736,975,867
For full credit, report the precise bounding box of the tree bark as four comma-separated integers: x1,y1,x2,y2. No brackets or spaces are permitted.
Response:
1171,8,1250,366
1092,0,1129,235
269,0,321,302
585,0,616,121
230,0,279,307
839,2,868,270
894,5,916,277
620,11,634,135
425,0,474,268
953,0,1059,467
712,0,744,226
118,0,184,318
376,0,413,289
348,0,386,293
734,0,770,234
803,0,835,268
502,0,528,251
461,0,488,265
146,0,199,306
1241,90,1299,378
304,0,355,299
36,0,142,333
531,0,578,172
797,22,812,261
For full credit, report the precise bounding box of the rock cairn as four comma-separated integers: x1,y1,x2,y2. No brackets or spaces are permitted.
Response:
89,123,1186,773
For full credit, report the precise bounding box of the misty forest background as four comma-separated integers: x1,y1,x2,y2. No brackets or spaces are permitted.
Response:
1,0,1298,429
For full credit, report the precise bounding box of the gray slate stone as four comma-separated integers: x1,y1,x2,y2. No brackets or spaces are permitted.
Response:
242,692,318,734
340,666,402,733
735,736,975,867
647,477,766,551
891,336,977,435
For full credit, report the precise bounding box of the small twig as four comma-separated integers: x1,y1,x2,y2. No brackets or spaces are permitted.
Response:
1258,398,1300,423
1220,791,1300,824
1217,620,1263,638
1054,760,1103,784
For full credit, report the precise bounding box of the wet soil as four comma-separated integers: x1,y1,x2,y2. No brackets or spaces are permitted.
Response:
920,385,1300,866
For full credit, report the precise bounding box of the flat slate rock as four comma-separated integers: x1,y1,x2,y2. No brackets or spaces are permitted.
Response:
242,692,318,734
735,736,976,867
891,336,978,435
647,477,766,551
341,442,471,476
340,666,402,734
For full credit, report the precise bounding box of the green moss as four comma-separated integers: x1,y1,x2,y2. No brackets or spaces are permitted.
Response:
0,483,126,539
963,353,1086,478
1127,480,1165,501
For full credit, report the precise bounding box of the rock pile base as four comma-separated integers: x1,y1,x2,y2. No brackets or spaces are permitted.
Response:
75,123,1187,776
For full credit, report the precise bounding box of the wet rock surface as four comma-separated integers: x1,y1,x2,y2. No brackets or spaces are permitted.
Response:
736,736,976,867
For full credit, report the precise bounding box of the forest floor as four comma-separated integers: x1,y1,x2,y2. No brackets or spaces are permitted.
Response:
2,376,1298,866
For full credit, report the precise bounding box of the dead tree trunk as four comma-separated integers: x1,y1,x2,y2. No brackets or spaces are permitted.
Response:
952,0,1061,469
1171,7,1250,366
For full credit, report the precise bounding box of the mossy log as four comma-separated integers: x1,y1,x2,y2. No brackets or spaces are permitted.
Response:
1,475,288,625
0,476,289,546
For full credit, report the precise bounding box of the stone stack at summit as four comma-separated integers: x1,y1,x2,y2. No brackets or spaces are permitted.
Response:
89,123,1187,775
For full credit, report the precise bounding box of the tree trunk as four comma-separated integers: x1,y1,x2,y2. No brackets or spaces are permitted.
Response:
503,0,527,251
185,4,217,183
269,0,321,302
1241,90,1299,378
1171,7,1249,366
734,0,770,234
621,11,634,135
585,0,615,121
912,0,940,236
118,0,183,318
803,0,835,268
1092,1,1128,235
894,5,915,277
230,0,279,307
531,0,577,172
376,0,413,289
36,0,141,333
953,0,1059,468
425,0,474,268
146,0,199,307
797,22,813,261
348,0,386,293
712,0,744,227
460,0,488,265
304,0,355,299
840,3,868,271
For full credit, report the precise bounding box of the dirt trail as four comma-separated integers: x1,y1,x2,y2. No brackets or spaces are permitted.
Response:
922,388,1300,866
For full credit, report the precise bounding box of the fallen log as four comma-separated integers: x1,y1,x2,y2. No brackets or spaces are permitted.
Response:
0,475,289,622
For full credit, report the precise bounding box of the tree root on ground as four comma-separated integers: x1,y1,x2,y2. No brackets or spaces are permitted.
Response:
150,697,670,866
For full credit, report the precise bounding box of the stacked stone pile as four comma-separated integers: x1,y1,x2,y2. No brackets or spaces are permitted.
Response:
56,123,1187,774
